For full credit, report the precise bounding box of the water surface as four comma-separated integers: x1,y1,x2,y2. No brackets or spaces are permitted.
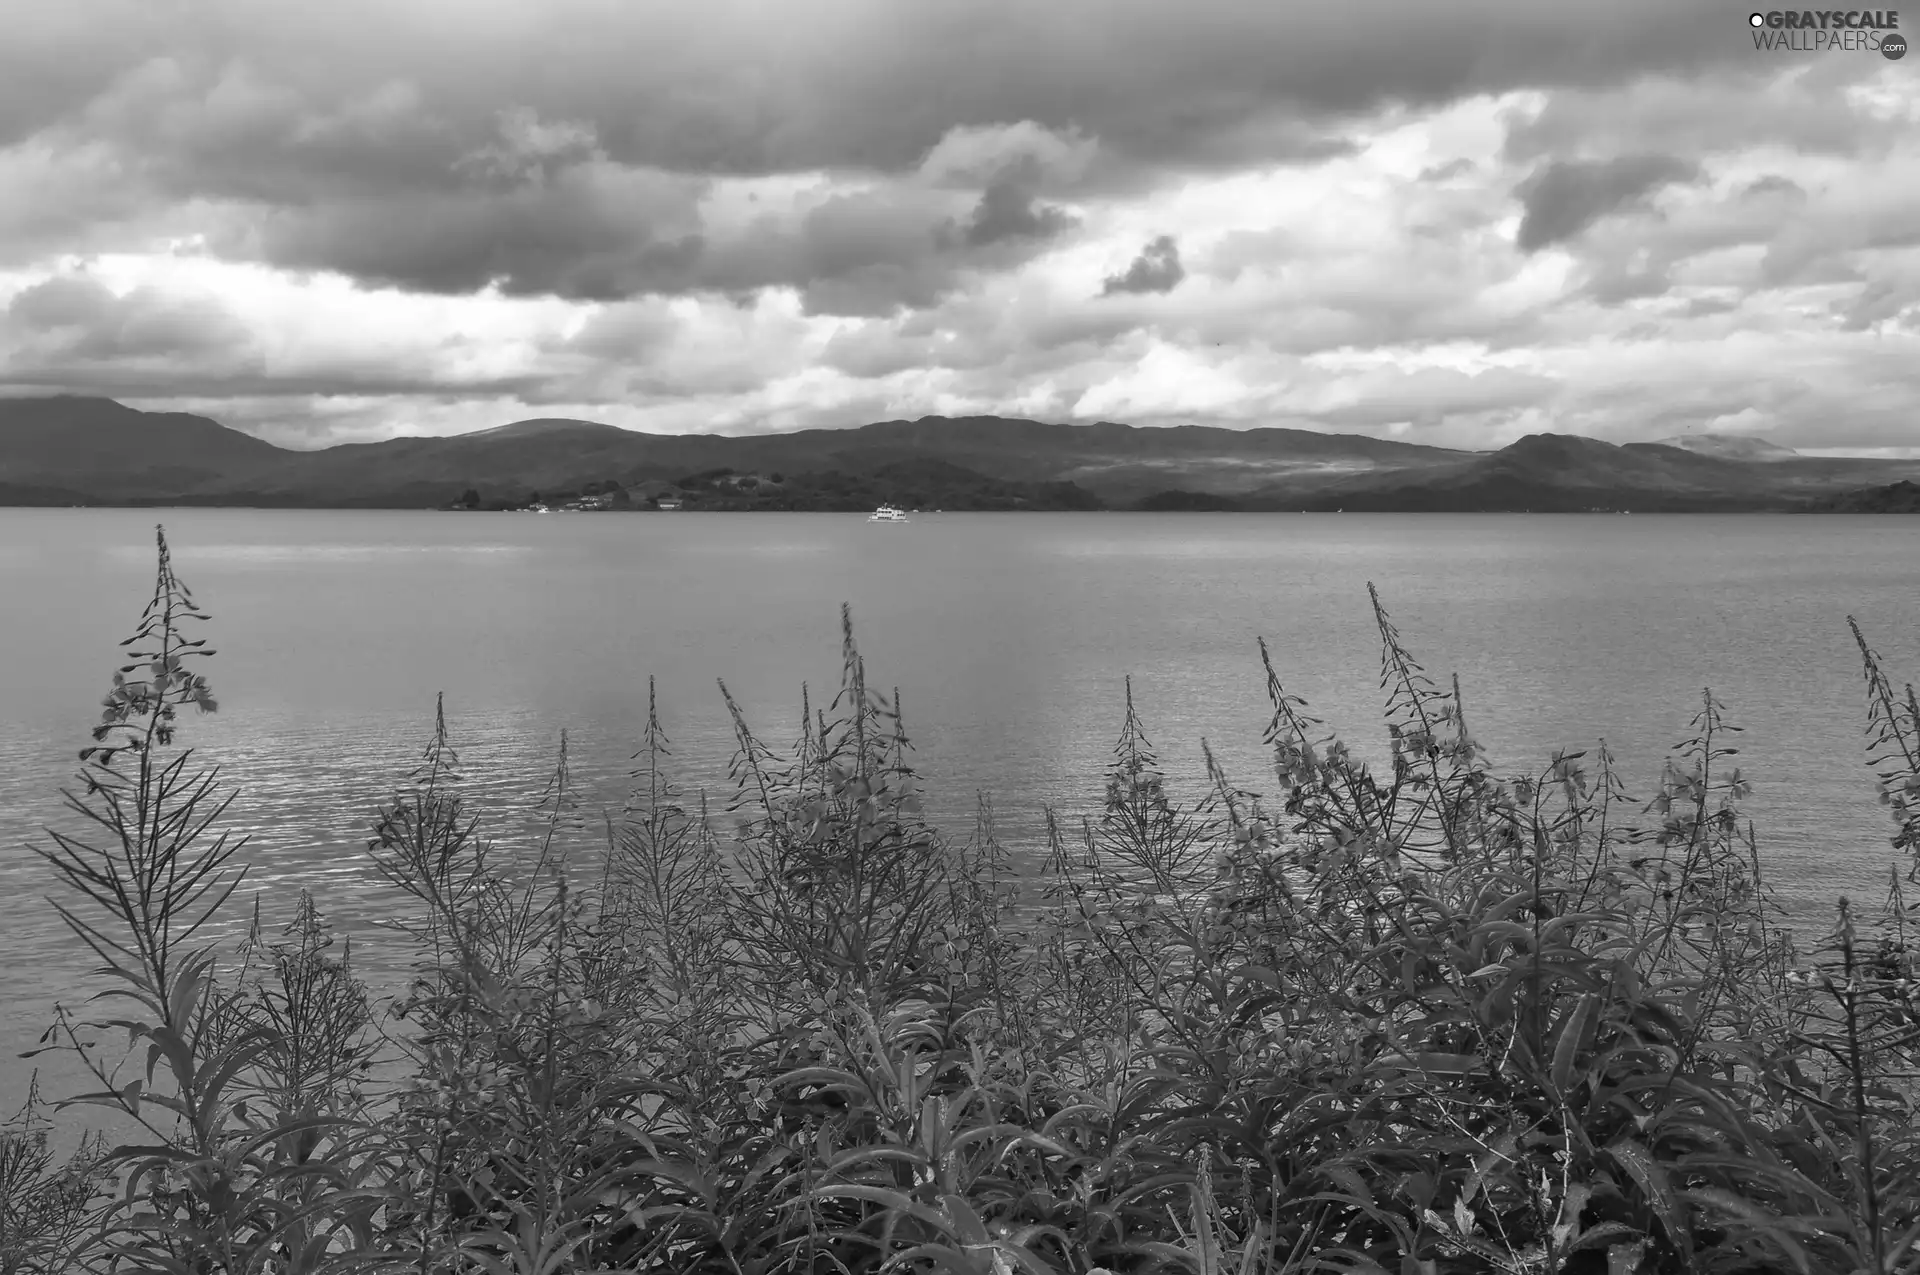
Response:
4,508,1918,1113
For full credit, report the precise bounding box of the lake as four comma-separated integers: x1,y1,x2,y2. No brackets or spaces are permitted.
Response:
4,507,1919,1115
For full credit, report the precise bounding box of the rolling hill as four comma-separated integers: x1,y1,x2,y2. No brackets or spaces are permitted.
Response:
1227,434,1920,512
0,396,288,500
0,396,1915,512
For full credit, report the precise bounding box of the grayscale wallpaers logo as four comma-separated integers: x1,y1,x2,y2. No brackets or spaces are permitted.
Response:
1748,9,1906,56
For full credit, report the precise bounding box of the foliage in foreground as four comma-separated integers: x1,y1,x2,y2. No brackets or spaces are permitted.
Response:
9,525,1920,1274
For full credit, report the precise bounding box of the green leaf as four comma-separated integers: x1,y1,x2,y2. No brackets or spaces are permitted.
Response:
1552,992,1600,1095
1566,1221,1643,1253
1410,1051,1485,1076
1607,1238,1648,1275
1604,1139,1691,1257
939,1194,993,1247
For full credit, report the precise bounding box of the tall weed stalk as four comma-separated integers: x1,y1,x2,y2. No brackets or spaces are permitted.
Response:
25,529,1920,1275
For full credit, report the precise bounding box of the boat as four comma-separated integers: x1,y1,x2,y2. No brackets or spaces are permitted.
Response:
868,505,908,522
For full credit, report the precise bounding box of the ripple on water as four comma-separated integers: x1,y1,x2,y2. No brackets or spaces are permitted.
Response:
10,509,1920,1118
103,543,534,565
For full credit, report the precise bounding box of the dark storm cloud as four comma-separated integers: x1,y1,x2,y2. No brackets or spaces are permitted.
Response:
221,143,1076,312
0,366,553,403
1101,236,1185,296
0,271,562,404
12,0,1752,178
1502,61,1897,168
959,170,1076,247
1514,155,1699,252
1584,261,1674,306
5,274,250,360
0,0,159,149
78,62,468,206
1833,279,1918,332
4,0,1914,459
245,170,711,301
0,0,1768,304
778,182,1076,315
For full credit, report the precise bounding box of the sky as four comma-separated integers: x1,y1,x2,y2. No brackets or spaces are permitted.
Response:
0,1,1915,453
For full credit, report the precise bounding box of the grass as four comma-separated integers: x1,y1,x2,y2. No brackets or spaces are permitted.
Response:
6,524,1920,1272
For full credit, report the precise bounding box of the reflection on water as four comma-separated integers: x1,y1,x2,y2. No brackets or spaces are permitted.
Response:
1044,536,1308,559
5,507,1920,1114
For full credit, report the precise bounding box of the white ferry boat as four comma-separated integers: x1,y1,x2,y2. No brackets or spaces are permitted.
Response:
868,504,908,522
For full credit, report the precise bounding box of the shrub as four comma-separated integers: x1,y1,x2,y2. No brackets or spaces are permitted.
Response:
17,527,1920,1274
675,468,735,492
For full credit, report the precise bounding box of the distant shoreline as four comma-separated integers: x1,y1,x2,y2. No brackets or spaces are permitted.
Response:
10,398,1920,514
0,504,1899,515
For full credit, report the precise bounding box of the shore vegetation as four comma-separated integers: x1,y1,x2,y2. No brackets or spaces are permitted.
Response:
8,525,1920,1274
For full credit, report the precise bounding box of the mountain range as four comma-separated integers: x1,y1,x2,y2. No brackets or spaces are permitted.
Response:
2,395,1917,512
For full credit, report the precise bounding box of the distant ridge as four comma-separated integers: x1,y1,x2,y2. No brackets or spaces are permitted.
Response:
1240,432,1911,512
0,396,1916,511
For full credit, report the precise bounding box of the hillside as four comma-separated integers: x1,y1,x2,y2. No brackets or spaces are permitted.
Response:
1228,433,1920,512
1655,432,1800,462
258,414,1468,506
832,416,1460,502
649,458,1107,512
1,396,1917,511
0,396,286,499
1809,480,1920,512
0,398,1469,508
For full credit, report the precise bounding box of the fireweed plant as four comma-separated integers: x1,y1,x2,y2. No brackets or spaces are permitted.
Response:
8,526,1920,1273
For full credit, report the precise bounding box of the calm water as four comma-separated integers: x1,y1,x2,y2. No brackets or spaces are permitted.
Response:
3,508,1919,1113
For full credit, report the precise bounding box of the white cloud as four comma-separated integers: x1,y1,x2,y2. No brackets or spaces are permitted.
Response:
0,9,1915,453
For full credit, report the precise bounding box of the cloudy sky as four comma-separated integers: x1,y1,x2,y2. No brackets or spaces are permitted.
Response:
0,1,1915,453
